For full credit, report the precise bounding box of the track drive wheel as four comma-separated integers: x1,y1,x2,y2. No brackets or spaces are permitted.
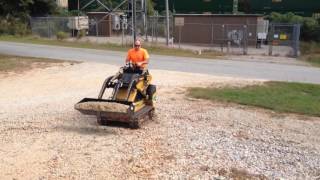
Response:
146,84,156,106
129,119,140,129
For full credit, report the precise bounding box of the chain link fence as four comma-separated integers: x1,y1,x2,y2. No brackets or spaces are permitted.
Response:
30,17,71,38
173,23,253,55
146,16,174,44
84,14,174,46
173,22,301,57
30,16,89,38
29,16,300,57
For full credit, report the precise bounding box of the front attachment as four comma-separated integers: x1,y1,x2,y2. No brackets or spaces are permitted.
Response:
75,98,154,128
75,98,133,121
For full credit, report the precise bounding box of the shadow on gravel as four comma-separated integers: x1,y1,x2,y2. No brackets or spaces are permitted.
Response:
56,125,117,136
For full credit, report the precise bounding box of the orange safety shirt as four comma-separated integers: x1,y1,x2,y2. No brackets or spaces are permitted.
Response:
126,48,149,68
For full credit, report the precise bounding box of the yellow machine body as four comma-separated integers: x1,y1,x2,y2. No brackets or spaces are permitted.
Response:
114,74,153,112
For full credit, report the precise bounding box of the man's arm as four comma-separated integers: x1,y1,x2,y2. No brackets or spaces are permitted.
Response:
144,49,150,61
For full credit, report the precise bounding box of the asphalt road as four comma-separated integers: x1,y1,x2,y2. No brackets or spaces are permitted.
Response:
1,41,320,84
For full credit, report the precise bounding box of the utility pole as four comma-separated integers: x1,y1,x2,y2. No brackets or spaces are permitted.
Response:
144,0,148,41
233,0,238,14
165,0,170,46
132,0,137,42
77,0,80,36
77,0,80,16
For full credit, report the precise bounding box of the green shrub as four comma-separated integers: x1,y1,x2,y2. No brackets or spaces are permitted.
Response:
300,41,320,66
0,17,29,36
301,18,320,41
56,31,68,40
0,19,9,35
11,21,29,36
77,29,86,39
300,42,320,55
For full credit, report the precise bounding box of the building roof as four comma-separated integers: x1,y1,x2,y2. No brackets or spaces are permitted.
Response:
174,14,263,17
86,12,110,14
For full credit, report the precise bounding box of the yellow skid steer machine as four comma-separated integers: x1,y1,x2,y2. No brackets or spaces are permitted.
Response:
75,62,156,128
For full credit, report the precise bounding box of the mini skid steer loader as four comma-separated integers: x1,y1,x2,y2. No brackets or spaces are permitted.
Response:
75,62,156,128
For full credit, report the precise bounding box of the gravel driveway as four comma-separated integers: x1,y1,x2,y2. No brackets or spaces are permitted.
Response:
0,62,319,179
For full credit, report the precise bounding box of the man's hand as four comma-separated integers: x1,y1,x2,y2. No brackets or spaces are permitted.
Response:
137,61,148,67
135,62,144,67
126,60,148,69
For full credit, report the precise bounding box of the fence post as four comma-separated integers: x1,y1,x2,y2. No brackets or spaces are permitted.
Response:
227,41,231,54
268,24,274,56
122,23,124,47
221,24,225,53
146,17,149,41
47,17,50,38
145,15,148,42
49,17,52,38
292,24,301,58
95,20,98,37
226,25,230,54
151,17,154,43
155,15,158,44
211,24,214,46
243,25,248,55
178,26,181,48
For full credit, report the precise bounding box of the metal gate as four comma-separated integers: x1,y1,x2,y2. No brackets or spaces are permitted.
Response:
268,23,301,57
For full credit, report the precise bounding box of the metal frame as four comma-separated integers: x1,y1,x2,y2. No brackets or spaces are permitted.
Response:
78,0,147,43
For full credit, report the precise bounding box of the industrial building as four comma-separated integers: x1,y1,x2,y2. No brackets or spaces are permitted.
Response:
173,14,264,46
56,0,68,8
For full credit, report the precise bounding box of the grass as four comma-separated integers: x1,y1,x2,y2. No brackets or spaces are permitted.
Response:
300,42,320,67
188,81,320,117
302,54,320,67
307,55,320,66
0,54,75,73
0,35,223,59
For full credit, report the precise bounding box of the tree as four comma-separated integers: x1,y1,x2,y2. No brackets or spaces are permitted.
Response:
0,0,33,19
0,0,60,36
0,0,58,19
30,0,59,16
269,12,304,24
146,0,155,15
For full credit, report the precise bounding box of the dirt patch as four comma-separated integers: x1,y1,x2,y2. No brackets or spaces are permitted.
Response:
0,54,78,76
0,62,319,179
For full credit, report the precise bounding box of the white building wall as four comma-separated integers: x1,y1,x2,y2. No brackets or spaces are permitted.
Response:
56,0,68,8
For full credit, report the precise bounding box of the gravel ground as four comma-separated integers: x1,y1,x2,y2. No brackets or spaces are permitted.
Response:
0,62,319,179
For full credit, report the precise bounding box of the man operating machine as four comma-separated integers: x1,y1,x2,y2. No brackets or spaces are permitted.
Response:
75,39,156,128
